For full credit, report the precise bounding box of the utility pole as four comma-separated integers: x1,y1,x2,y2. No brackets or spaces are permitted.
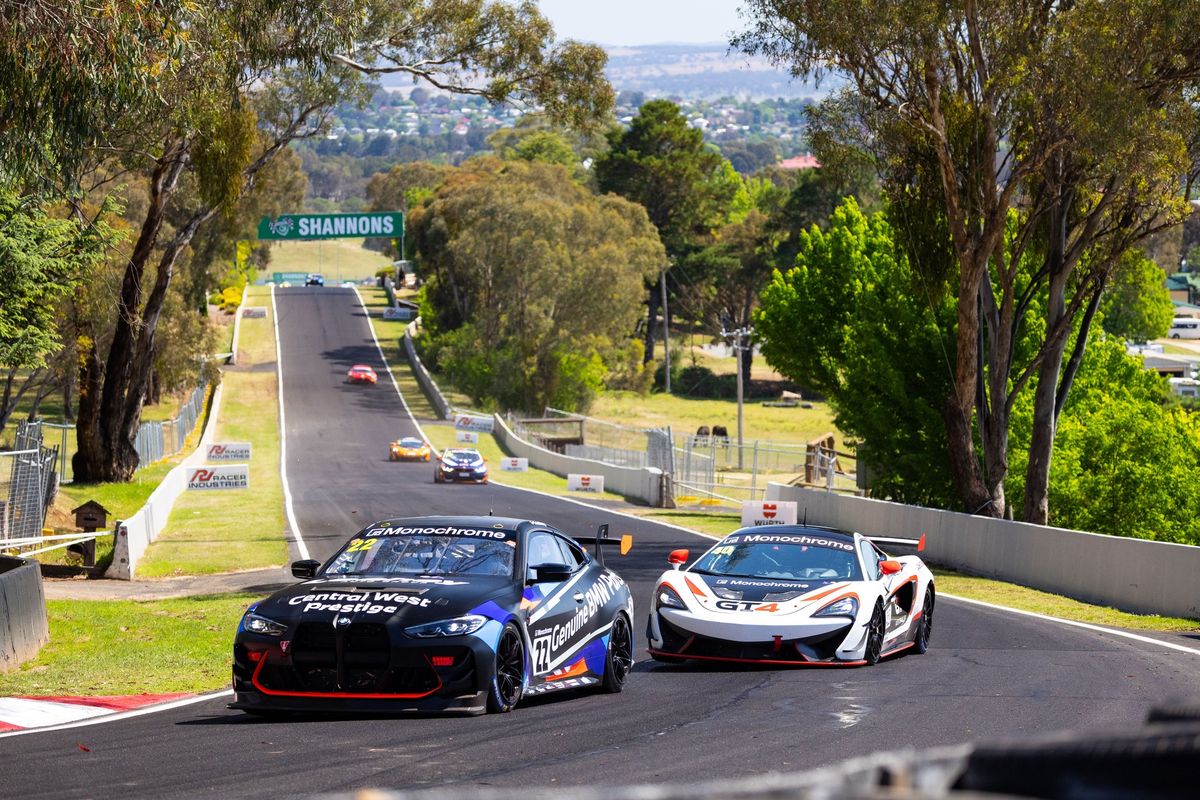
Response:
721,316,753,470
661,270,671,394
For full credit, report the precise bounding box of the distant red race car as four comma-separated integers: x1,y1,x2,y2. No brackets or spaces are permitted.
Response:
346,364,378,384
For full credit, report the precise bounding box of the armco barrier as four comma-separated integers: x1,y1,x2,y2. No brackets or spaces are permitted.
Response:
403,320,451,420
492,414,664,507
0,555,50,672
106,381,225,580
764,483,1200,619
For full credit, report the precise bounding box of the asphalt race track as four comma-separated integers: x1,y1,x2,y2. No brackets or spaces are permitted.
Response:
3,286,1199,799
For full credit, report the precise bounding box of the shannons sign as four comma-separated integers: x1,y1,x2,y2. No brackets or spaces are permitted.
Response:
741,500,799,527
187,465,249,490
207,442,252,460
257,212,403,241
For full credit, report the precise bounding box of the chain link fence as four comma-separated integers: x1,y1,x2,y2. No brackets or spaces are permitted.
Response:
30,384,207,484
523,407,857,508
0,422,59,543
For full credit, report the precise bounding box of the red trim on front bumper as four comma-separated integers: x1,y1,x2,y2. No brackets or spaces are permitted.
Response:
648,648,867,667
250,655,443,699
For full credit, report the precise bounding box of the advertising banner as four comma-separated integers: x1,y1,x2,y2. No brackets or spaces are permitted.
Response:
500,458,529,472
740,500,799,527
187,465,249,490
241,307,267,319
453,412,494,432
568,473,604,493
455,430,479,444
207,442,252,460
258,212,403,241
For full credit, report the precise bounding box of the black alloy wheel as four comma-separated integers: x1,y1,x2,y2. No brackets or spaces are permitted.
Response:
913,587,934,654
488,624,525,713
602,613,634,693
863,602,885,665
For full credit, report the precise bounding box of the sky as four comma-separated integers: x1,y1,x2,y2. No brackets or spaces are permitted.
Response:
536,0,745,46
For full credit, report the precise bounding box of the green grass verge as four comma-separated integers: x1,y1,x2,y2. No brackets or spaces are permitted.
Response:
59,457,184,522
933,568,1199,633
136,286,287,577
270,240,393,282
0,594,254,695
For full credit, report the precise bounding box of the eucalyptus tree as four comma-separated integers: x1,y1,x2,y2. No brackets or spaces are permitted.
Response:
738,0,1200,520
2,0,613,481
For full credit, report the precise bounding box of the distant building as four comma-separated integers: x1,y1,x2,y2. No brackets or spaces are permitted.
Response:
779,153,821,170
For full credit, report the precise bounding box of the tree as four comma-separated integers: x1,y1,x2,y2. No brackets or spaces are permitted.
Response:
595,100,740,364
1007,337,1200,544
0,190,117,369
410,158,666,411
738,1,1200,521
1100,250,1175,342
5,0,615,482
754,199,959,505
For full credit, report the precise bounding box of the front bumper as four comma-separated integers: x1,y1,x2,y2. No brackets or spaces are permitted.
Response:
231,623,496,715
648,610,859,664
438,467,488,483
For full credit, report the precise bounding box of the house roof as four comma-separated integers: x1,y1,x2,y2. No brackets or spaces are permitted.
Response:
779,154,821,170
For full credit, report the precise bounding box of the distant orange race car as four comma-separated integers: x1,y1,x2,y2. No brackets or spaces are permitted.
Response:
390,436,432,462
346,364,378,384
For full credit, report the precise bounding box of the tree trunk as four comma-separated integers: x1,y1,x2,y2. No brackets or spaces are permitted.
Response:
73,142,187,483
62,365,75,423
643,280,659,365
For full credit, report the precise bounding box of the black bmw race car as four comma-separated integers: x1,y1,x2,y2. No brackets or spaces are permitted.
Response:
231,516,635,716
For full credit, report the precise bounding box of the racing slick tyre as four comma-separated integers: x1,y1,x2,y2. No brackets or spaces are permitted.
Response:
487,623,525,713
913,587,934,654
601,613,634,693
434,471,443,483
863,601,885,666
482,476,489,485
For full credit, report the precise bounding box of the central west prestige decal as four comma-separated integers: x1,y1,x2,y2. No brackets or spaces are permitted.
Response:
289,591,431,614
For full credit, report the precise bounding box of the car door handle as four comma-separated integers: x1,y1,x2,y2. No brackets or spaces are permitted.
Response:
573,592,585,603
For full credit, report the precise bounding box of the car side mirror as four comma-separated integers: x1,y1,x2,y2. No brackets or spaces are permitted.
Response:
879,560,902,576
668,549,689,570
291,559,321,579
530,563,572,583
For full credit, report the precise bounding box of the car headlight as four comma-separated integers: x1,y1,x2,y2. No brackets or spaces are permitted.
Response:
813,596,858,618
404,614,487,638
441,463,455,471
656,584,687,610
243,613,287,637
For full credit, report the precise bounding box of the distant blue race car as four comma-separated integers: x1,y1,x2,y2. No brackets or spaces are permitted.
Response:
435,448,488,484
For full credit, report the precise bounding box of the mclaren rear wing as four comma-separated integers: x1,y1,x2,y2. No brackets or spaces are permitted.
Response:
866,534,926,552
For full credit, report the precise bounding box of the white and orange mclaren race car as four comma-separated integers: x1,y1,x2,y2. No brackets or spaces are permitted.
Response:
647,525,933,666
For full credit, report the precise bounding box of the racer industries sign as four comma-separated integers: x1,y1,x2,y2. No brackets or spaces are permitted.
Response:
187,465,249,490
454,412,494,432
568,473,604,493
257,211,403,241
207,442,251,460
741,500,799,527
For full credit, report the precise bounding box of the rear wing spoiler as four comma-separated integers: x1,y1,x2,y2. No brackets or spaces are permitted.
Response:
866,534,926,552
593,524,633,566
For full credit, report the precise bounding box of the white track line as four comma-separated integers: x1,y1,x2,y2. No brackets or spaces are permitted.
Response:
938,593,1200,656
272,285,309,560
0,690,234,739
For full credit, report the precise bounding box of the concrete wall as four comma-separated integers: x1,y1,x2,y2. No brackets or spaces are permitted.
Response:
105,381,226,580
0,556,50,672
492,414,664,507
764,483,1200,619
403,321,451,420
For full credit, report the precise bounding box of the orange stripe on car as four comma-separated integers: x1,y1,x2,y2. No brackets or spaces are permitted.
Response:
683,575,708,597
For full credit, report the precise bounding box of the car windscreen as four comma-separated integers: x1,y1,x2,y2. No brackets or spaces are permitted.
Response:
325,533,515,578
692,533,862,582
398,438,424,447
